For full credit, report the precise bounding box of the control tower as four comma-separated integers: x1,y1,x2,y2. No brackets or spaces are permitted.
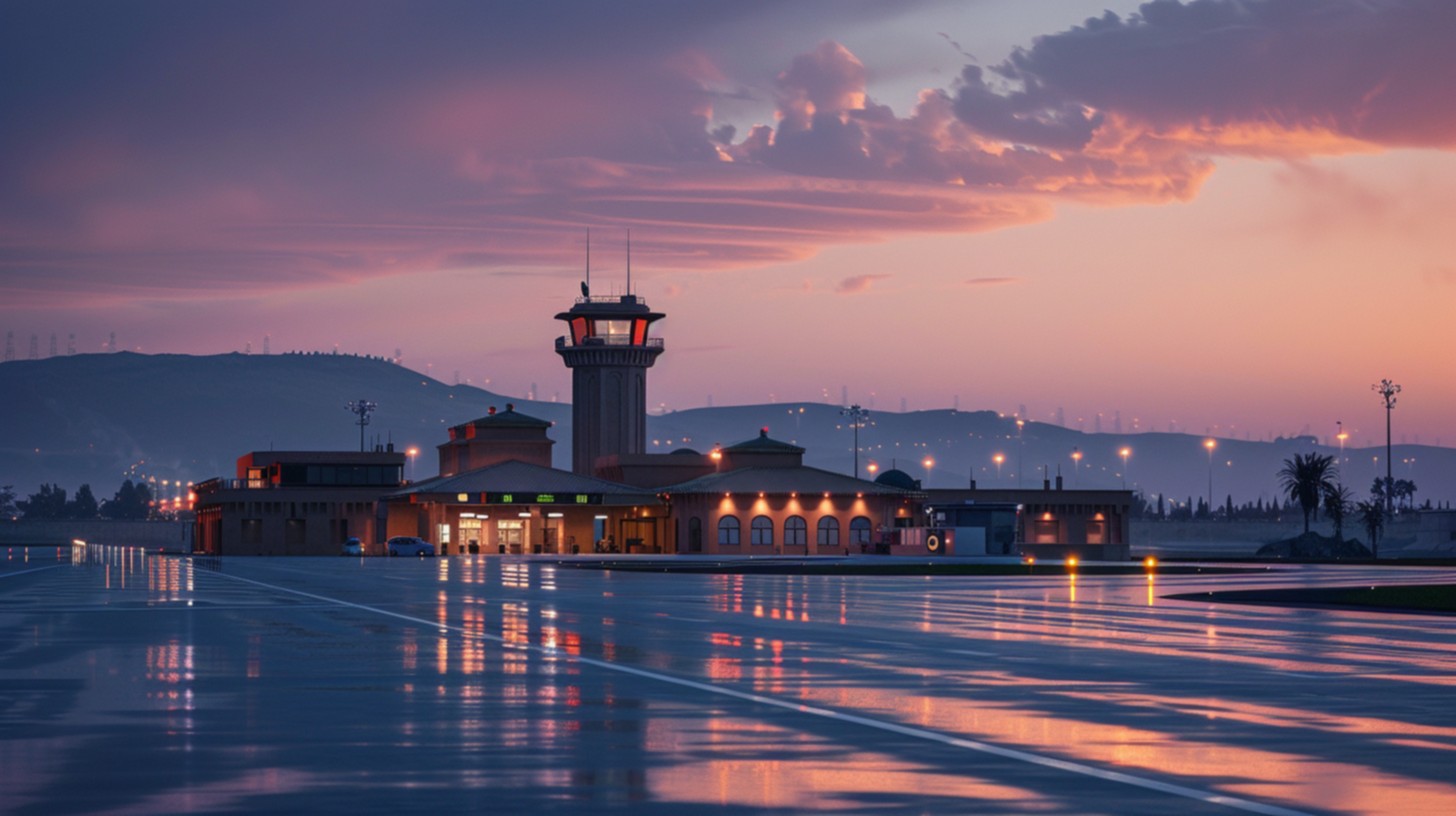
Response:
555,293,665,475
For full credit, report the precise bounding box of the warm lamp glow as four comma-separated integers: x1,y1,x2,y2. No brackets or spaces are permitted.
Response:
1204,438,1217,451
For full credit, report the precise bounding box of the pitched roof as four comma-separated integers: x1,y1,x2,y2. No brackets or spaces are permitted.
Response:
723,428,805,455
390,459,658,504
660,465,916,496
453,404,551,431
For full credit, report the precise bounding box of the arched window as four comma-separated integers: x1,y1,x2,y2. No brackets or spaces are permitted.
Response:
850,516,872,546
750,515,774,546
717,515,740,546
817,516,840,547
688,517,703,552
784,516,807,547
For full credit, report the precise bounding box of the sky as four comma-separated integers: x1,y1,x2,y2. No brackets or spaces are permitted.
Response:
2,0,1453,448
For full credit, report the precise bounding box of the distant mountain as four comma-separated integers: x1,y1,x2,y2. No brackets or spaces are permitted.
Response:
3,352,1451,508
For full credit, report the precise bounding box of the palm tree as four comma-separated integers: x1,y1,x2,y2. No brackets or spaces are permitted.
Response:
1278,453,1336,535
1323,483,1353,542
1356,499,1384,558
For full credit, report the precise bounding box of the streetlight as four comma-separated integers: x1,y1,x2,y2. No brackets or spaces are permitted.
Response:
710,444,723,473
347,399,377,452
841,404,869,478
1070,448,1082,487
1372,379,1401,516
1204,438,1216,516
1336,421,1349,484
1016,419,1026,488
406,447,419,482
1119,447,1131,489
922,456,934,488
993,453,1005,483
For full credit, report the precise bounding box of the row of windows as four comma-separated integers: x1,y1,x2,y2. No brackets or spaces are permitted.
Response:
713,515,871,547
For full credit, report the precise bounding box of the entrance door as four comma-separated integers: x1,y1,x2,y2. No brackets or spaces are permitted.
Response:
497,520,524,554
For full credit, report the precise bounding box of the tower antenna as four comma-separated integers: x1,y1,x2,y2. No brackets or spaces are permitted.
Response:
585,228,591,297
626,228,632,295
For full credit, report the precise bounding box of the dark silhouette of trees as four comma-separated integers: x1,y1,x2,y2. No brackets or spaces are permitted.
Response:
1278,453,1336,535
1323,484,1353,542
102,480,153,520
0,485,17,520
19,484,68,519
67,484,99,519
1356,500,1384,558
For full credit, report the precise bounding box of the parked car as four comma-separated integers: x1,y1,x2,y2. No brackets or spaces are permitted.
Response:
386,536,435,557
341,537,364,556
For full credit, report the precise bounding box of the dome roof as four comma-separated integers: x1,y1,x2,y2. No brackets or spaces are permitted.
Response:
669,447,702,456
874,468,920,490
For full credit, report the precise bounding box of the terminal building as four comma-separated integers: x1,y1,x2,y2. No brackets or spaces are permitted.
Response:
194,280,1131,561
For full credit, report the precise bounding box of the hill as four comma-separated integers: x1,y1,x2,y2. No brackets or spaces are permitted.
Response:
2,352,1451,509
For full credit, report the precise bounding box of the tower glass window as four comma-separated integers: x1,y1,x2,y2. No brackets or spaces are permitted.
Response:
717,516,740,546
850,516,872,546
750,515,773,546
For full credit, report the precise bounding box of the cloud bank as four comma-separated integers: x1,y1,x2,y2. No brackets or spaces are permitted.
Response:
2,0,1453,306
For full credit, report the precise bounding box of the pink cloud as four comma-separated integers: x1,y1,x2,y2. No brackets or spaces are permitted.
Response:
836,273,891,294
965,276,1017,287
4,1,1455,312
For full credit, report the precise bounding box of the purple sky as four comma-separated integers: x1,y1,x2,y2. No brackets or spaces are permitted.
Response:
3,0,1454,446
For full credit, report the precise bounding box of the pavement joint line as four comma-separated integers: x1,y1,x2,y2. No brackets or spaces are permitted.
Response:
0,565,65,580
207,567,1316,816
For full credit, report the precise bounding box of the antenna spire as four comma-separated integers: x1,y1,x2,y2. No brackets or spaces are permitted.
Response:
585,227,591,295
626,228,632,295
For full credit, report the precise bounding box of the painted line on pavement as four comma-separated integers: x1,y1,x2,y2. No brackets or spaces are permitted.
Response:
0,565,65,580
209,568,1314,816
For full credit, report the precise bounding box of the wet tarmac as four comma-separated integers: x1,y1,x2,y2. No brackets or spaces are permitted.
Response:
3,545,1454,815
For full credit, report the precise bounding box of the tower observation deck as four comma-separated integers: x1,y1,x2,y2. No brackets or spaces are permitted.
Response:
555,294,665,475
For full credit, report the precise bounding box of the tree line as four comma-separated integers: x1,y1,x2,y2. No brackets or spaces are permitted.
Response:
0,480,157,521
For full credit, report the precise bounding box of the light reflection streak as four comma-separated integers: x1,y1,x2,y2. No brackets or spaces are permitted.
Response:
790,675,1456,815
647,717,1045,810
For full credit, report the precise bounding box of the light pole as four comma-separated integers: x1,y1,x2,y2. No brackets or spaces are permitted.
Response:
1071,448,1082,487
1119,447,1131,490
1016,419,1025,487
406,447,419,482
922,456,934,488
347,399,377,452
1372,379,1400,516
993,453,1005,484
841,404,869,478
1336,421,1348,485
1204,438,1216,516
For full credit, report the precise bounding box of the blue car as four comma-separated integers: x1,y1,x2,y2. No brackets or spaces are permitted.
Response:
386,536,435,557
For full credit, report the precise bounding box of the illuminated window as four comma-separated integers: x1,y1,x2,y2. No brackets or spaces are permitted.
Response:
849,516,872,546
717,515,740,546
750,515,773,546
784,516,807,547
1085,519,1106,545
817,516,840,547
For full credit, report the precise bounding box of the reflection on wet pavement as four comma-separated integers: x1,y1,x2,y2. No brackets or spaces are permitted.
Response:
1,546,1453,814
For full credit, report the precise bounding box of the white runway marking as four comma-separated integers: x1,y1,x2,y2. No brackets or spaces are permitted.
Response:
210,568,1315,816
0,565,64,580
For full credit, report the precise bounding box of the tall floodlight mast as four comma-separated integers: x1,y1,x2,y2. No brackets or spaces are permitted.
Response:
840,404,869,477
347,399,378,452
1372,379,1401,516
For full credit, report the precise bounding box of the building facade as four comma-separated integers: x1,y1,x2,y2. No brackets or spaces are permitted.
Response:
193,450,405,555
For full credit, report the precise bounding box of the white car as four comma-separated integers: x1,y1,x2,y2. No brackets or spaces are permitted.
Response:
341,537,364,556
386,536,435,557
